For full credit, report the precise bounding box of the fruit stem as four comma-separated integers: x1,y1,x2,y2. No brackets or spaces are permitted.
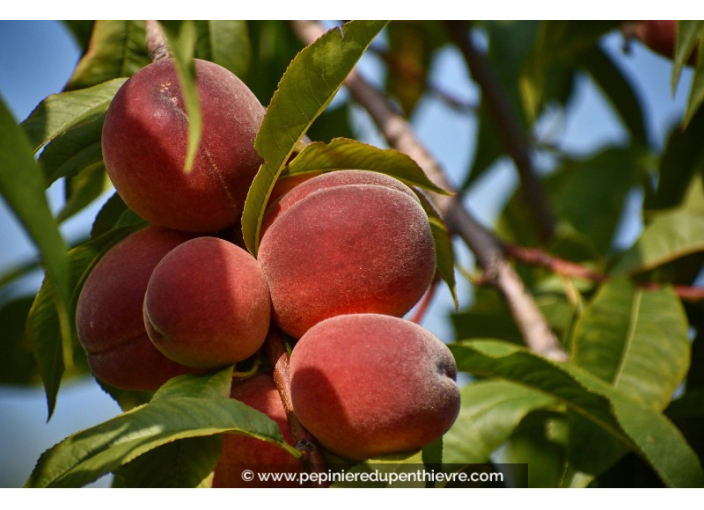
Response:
263,327,329,487
145,20,170,62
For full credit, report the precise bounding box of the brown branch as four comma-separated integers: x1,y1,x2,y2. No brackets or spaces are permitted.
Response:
410,276,440,325
505,244,704,301
291,20,567,362
262,327,329,487
445,21,557,244
145,20,170,62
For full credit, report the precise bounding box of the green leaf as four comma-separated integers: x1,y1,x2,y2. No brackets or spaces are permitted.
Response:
62,21,95,53
26,368,298,488
159,21,200,173
56,166,108,223
241,20,389,255
672,21,704,93
645,106,704,210
285,138,450,195
611,209,704,275
112,436,222,488
194,21,251,78
21,78,126,152
38,116,104,187
415,191,457,306
90,192,129,238
579,46,648,146
27,226,142,418
0,297,40,385
332,450,426,488
493,412,569,488
571,279,689,410
449,340,704,487
443,380,557,464
65,21,150,91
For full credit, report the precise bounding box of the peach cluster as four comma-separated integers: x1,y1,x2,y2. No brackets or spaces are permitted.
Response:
76,58,460,483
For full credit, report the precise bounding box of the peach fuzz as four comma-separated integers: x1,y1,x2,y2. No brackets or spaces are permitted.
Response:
102,58,265,232
289,314,460,460
143,237,271,368
75,226,203,391
258,174,436,338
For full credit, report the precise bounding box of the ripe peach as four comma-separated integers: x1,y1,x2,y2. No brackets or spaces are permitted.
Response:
143,237,271,368
213,374,303,488
75,226,203,391
289,314,460,460
102,58,265,232
258,171,436,338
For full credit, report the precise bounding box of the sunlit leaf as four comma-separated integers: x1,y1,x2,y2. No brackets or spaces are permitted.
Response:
194,21,251,78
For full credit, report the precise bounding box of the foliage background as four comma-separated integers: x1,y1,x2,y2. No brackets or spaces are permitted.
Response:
0,20,698,487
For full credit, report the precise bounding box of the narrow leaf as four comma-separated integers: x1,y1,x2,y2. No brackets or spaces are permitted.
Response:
672,20,704,93
242,20,389,255
195,21,251,78
65,21,150,91
450,340,704,487
611,209,704,275
112,436,222,488
285,138,450,195
56,166,108,223
21,79,126,152
0,297,40,385
571,279,689,410
443,380,557,464
160,21,201,173
26,369,298,488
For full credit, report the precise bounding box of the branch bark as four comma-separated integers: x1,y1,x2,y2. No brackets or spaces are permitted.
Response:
144,20,170,62
445,20,557,244
263,327,329,487
291,20,567,362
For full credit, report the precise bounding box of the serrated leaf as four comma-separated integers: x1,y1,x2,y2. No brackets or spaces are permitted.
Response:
38,116,104,186
285,138,450,195
21,79,126,152
27,226,142,418
112,436,222,488
242,20,388,255
332,450,425,488
579,46,648,146
159,21,200,173
443,380,557,464
65,21,150,91
26,369,299,488
449,340,704,487
194,21,250,78
571,279,689,410
611,209,704,275
89,192,129,239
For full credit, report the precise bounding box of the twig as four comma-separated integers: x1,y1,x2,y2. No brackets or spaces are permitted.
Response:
291,20,567,362
445,21,557,244
262,327,329,488
144,20,170,62
410,277,440,325
504,243,704,301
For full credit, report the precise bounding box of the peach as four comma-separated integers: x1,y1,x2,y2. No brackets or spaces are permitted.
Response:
102,58,265,232
213,374,303,488
289,314,460,460
258,171,436,338
143,237,271,368
75,226,203,391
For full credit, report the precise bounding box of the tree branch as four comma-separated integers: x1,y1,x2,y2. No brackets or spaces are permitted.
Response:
504,243,704,301
291,20,567,362
144,20,170,62
445,21,557,243
263,327,328,487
